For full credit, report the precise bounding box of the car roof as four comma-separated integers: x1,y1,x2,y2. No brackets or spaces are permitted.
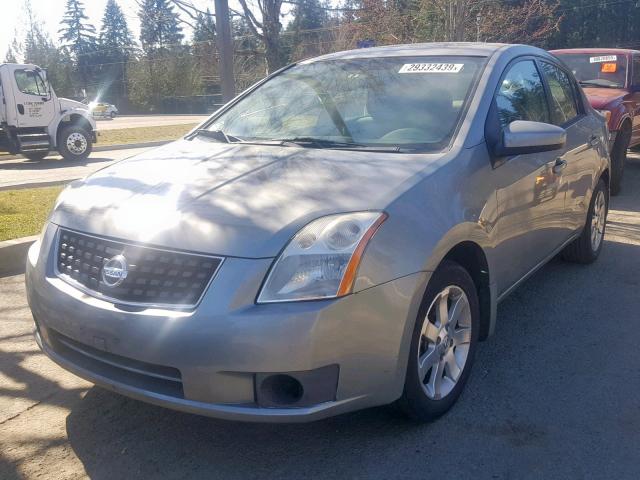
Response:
550,48,640,56
301,42,547,63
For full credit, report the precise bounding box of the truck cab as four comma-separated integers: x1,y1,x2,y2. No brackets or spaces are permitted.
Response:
0,63,96,161
550,48,640,195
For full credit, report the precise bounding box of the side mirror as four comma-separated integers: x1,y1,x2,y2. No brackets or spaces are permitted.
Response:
495,120,566,156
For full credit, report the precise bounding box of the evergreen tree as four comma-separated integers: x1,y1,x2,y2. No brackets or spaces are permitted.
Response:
58,0,98,89
99,0,135,106
139,0,184,53
4,48,17,63
192,10,216,45
99,0,134,60
284,0,330,61
5,36,21,63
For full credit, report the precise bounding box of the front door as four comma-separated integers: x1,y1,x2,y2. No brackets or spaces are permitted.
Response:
491,59,571,295
11,67,56,129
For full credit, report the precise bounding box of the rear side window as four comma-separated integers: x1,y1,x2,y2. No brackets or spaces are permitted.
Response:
540,62,579,125
496,60,550,127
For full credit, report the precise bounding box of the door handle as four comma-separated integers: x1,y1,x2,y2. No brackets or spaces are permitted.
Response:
589,135,600,147
553,158,567,174
17,104,24,115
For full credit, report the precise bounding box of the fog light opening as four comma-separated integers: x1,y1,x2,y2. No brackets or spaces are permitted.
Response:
260,374,304,406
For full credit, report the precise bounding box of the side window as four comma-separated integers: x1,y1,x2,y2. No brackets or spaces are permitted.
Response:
540,62,579,125
633,56,640,87
496,60,550,127
14,70,47,96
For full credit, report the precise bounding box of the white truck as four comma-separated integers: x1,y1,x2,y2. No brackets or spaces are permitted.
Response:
0,63,96,161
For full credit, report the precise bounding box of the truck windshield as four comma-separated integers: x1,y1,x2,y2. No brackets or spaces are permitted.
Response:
556,53,627,88
206,56,486,151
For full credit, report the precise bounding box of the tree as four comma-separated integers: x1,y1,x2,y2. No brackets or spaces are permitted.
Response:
99,0,134,104
58,0,98,89
283,0,331,61
5,36,21,63
236,0,286,73
193,9,216,44
100,0,134,59
139,0,184,53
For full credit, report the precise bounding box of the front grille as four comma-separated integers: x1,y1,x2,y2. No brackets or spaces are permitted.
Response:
56,228,222,308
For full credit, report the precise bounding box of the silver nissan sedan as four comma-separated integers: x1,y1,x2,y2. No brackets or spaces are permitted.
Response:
26,43,610,422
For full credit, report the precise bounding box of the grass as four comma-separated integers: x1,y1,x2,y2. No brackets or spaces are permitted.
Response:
97,123,198,146
0,186,64,241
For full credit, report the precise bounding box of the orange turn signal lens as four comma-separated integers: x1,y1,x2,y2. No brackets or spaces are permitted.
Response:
336,213,388,296
601,63,617,73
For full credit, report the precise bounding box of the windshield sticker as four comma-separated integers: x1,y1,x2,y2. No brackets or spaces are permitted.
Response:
589,55,617,63
399,63,464,73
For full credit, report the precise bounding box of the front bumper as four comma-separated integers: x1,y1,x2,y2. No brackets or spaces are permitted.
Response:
26,224,428,422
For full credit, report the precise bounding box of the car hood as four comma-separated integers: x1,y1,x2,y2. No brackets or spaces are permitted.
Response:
59,97,89,112
50,138,441,258
583,87,628,109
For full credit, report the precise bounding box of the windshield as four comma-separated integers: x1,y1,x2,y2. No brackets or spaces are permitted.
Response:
207,56,486,151
557,53,628,88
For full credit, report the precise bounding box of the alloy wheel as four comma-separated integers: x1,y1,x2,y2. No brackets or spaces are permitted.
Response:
417,285,472,400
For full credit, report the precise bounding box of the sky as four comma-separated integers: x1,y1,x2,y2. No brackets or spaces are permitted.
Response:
0,0,221,59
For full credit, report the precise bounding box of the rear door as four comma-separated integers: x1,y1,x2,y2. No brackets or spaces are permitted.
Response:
11,68,56,128
490,58,571,295
538,59,602,231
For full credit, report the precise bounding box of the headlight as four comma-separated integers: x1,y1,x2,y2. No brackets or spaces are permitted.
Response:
257,211,387,303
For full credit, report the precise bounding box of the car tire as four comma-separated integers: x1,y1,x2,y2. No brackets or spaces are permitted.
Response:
22,151,49,161
110,111,116,119
58,125,92,161
610,124,630,196
397,260,480,422
562,178,608,264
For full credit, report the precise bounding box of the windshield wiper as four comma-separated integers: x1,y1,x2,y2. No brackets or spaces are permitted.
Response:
187,129,242,143
275,137,402,151
579,80,619,89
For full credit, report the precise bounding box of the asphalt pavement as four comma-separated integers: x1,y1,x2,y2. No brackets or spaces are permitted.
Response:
95,115,208,131
0,146,155,190
1,158,640,479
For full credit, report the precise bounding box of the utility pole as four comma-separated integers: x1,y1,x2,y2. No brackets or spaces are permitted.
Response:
215,0,235,103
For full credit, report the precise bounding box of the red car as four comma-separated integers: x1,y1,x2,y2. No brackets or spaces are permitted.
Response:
550,48,640,194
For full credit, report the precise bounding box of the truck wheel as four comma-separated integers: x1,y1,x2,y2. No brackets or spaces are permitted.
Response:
58,125,92,161
22,151,49,161
610,124,630,196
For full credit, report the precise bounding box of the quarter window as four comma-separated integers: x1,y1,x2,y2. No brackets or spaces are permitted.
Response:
540,62,579,125
14,69,48,96
496,60,550,127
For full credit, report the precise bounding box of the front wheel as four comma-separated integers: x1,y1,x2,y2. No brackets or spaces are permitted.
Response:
397,260,479,422
562,178,608,264
58,125,92,161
